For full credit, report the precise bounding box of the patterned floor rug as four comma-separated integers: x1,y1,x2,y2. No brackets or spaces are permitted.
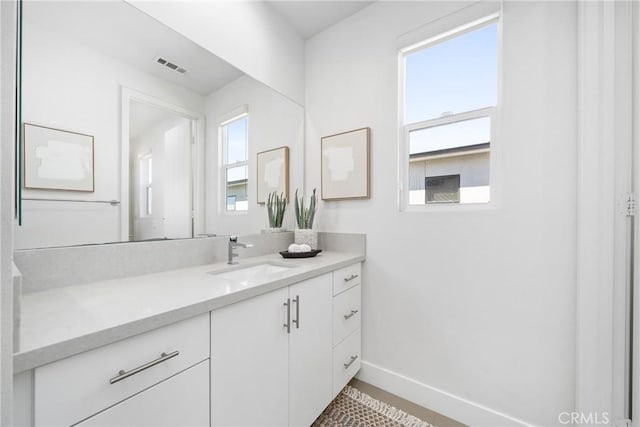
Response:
312,385,434,427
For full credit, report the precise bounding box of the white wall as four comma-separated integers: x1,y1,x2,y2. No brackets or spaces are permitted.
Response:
16,19,204,249
205,75,304,235
128,0,305,106
305,1,576,425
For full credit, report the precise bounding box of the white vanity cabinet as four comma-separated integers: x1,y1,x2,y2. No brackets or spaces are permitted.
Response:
210,273,333,427
15,260,363,427
332,263,362,395
32,313,209,427
210,286,290,426
288,274,334,426
211,262,363,427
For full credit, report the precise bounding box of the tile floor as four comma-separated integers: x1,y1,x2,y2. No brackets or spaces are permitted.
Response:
348,379,466,427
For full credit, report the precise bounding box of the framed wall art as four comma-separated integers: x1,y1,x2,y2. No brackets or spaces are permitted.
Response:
321,127,370,200
23,123,95,192
257,146,289,203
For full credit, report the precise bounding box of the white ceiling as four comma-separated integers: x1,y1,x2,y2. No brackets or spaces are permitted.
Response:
266,1,374,39
23,1,244,96
23,0,374,98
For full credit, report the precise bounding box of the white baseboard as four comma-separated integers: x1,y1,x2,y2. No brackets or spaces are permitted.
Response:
356,361,534,427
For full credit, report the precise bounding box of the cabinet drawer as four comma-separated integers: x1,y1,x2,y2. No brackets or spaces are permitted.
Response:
77,360,209,427
333,263,361,296
35,313,209,427
333,285,361,346
332,329,361,396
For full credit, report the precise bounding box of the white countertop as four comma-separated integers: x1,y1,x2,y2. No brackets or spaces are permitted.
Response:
14,251,365,373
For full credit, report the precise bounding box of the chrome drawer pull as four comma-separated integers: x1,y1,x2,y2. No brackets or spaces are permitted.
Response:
343,309,359,320
343,274,359,282
343,355,358,370
109,350,180,384
292,295,300,329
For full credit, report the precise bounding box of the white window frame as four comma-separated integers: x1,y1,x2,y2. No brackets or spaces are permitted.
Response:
218,107,249,214
398,10,502,213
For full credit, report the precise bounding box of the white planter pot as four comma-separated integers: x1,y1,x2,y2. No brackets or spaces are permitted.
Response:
262,227,286,233
294,229,318,249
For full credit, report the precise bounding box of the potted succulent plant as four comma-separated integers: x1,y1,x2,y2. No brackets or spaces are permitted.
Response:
294,188,318,249
265,191,287,232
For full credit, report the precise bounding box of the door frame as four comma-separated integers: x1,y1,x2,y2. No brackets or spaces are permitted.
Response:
120,87,205,241
633,2,640,426
576,1,636,424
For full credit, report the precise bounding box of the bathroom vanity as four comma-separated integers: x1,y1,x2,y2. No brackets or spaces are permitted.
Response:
12,235,364,427
211,262,362,427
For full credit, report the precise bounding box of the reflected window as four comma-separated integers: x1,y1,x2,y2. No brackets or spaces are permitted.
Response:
226,195,237,211
220,114,248,212
401,17,498,206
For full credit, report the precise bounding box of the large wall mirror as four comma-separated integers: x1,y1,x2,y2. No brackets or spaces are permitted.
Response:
15,0,304,249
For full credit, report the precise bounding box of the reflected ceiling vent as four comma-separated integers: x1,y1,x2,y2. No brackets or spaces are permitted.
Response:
154,56,187,74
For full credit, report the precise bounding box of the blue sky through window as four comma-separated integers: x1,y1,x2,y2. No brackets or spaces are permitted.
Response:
405,23,497,124
226,116,247,164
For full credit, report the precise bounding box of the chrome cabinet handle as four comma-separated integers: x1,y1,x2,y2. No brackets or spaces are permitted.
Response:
343,309,359,320
343,274,359,282
292,295,300,329
343,355,358,370
283,298,291,334
109,350,179,384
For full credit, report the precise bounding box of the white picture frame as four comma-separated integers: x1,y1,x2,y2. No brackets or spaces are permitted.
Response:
256,146,289,203
23,123,95,192
321,127,370,200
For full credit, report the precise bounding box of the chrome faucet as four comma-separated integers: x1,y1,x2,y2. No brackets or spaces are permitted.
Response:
228,236,253,264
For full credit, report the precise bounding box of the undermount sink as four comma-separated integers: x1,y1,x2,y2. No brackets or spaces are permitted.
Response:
208,262,294,282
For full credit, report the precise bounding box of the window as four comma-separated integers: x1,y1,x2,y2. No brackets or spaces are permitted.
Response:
401,16,498,207
140,154,152,217
220,114,248,212
426,174,460,203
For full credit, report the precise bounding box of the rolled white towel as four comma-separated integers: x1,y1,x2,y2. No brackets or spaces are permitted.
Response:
288,243,303,253
288,243,312,253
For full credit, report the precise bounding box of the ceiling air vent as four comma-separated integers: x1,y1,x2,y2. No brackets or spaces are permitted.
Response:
154,56,187,74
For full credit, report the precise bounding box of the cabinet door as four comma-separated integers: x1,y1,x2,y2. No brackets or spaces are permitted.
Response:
77,360,209,426
211,287,289,427
288,274,333,427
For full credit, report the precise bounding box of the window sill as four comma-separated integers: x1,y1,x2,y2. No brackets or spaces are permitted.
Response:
224,210,248,216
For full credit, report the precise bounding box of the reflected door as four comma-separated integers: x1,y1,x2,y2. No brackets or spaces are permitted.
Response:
163,122,192,238
129,100,193,241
